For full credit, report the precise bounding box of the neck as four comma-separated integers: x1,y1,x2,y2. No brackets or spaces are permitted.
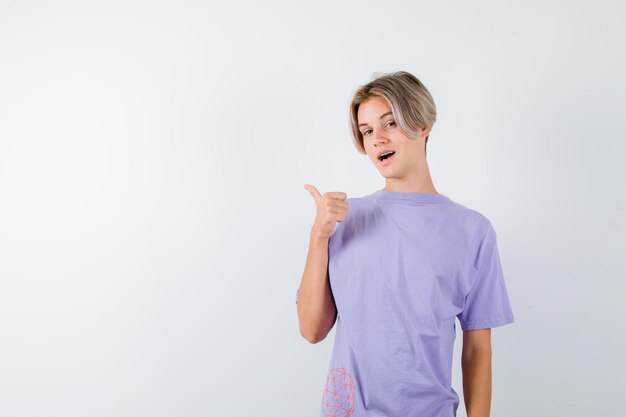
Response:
383,160,438,194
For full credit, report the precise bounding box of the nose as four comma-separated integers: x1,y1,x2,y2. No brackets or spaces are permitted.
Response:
373,133,389,146
369,128,389,145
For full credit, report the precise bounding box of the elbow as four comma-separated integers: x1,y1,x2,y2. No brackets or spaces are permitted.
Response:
299,314,334,344
296,299,337,344
300,326,328,344
302,333,319,344
303,333,326,344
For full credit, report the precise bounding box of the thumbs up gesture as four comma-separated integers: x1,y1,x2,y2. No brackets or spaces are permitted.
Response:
303,184,349,240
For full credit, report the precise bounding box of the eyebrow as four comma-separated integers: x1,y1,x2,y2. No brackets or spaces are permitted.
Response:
358,111,393,128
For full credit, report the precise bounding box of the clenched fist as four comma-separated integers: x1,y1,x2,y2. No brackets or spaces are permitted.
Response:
304,184,349,240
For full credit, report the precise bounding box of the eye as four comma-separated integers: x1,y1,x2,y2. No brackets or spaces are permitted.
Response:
362,121,394,136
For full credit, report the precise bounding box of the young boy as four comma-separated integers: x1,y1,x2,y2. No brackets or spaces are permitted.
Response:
297,71,515,417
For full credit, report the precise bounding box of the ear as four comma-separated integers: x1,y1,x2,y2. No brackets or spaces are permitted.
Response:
420,125,432,140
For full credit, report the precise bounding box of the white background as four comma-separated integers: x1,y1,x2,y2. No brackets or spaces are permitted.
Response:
1,1,624,416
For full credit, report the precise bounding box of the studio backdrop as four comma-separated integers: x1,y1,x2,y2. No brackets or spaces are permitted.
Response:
0,1,624,416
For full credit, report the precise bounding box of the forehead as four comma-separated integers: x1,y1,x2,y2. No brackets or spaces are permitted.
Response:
357,96,392,125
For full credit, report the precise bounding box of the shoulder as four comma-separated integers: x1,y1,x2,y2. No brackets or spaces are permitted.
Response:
329,194,377,238
343,195,373,217
439,197,493,228
442,198,499,245
446,199,503,256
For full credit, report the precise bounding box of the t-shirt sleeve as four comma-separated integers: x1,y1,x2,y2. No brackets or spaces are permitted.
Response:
457,220,515,331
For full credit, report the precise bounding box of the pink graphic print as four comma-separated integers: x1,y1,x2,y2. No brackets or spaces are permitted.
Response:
322,367,356,417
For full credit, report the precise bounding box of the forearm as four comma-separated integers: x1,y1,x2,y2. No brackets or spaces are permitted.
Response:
461,345,492,417
296,234,337,343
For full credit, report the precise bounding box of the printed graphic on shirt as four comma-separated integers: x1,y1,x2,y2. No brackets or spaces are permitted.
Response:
321,367,356,417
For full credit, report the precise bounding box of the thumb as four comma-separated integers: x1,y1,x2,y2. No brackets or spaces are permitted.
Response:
303,184,322,203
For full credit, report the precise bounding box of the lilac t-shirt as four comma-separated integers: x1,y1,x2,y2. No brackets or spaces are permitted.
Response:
296,189,515,417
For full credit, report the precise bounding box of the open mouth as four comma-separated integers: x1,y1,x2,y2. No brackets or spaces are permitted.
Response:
378,151,395,164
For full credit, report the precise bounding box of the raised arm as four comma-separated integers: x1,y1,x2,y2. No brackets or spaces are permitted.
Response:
296,185,348,344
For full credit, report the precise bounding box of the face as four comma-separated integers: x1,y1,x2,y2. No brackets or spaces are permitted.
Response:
357,96,431,179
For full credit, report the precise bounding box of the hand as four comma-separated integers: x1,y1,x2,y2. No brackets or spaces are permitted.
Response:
303,184,349,240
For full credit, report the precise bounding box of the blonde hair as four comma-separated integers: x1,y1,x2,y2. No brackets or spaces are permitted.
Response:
349,71,437,155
